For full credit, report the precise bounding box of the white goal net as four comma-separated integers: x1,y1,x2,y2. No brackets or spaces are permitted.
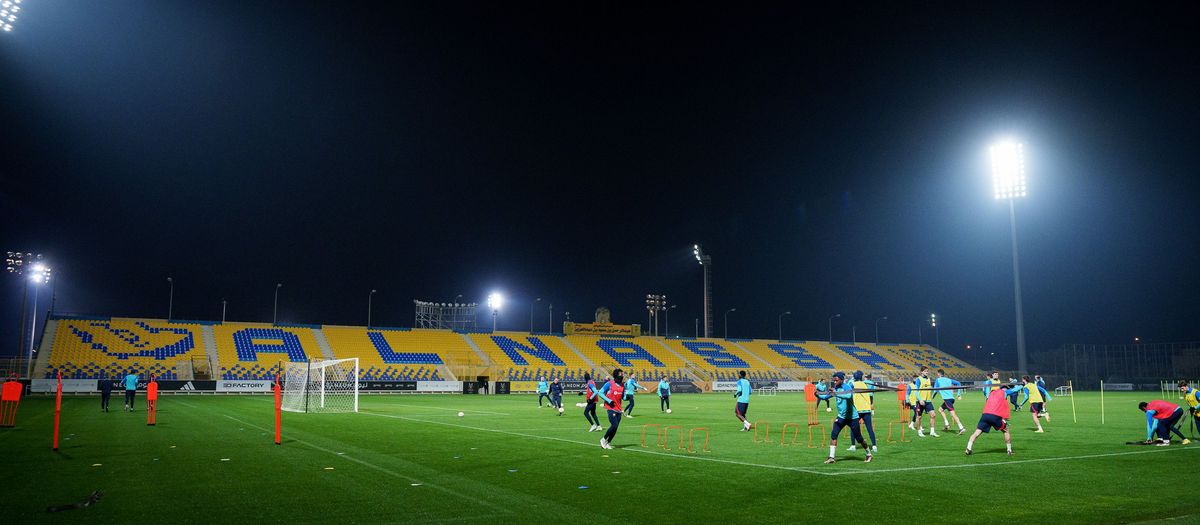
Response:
281,358,359,413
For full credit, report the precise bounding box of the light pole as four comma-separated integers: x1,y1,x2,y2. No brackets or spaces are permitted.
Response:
487,292,503,331
273,283,283,324
693,244,713,338
530,297,541,332
167,277,174,321
992,140,1029,374
645,294,666,336
852,325,857,343
778,311,791,340
368,289,378,328
28,263,51,378
221,299,227,323
694,318,698,338
930,313,940,348
874,316,888,344
724,308,736,339
548,303,554,333
828,313,841,343
665,305,676,337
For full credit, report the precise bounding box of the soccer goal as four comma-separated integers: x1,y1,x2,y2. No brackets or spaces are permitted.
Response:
759,386,778,397
281,358,359,413
1055,385,1072,397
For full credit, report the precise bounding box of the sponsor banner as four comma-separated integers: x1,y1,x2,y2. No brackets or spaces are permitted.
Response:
776,381,808,391
668,381,701,394
561,380,588,391
461,381,487,394
1103,383,1134,391
563,322,641,337
750,380,779,390
152,380,216,391
712,381,738,392
32,379,97,393
217,380,273,392
418,381,463,393
361,381,417,391
494,381,511,395
511,381,537,392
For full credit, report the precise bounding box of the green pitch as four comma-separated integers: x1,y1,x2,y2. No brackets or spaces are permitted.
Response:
3,391,1197,524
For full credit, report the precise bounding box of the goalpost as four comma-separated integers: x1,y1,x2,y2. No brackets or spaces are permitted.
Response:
281,358,359,413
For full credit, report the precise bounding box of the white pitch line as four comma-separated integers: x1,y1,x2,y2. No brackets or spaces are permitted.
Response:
382,403,511,416
825,444,1200,475
360,410,847,475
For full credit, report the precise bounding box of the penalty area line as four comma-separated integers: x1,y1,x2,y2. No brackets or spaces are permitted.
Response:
360,410,852,476
825,445,1200,476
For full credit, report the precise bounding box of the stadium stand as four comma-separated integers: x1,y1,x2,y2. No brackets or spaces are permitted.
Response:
215,323,323,380
322,326,446,381
45,318,205,379
38,315,981,386
468,332,590,381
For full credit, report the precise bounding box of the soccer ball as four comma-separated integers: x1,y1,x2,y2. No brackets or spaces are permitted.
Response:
457,412,464,417
558,407,564,414
666,409,672,414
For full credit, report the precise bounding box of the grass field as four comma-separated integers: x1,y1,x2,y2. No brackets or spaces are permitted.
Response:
4,390,1199,524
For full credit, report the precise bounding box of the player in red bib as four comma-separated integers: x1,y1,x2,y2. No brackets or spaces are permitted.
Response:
596,369,627,450
1139,399,1186,445
965,378,1022,456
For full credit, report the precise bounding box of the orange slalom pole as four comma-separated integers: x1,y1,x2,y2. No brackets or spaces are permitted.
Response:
274,374,282,445
146,376,159,426
52,371,63,451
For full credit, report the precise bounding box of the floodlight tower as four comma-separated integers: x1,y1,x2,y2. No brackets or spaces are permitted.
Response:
991,140,1029,374
6,252,42,377
693,244,713,338
645,294,666,336
487,292,503,331
0,0,22,33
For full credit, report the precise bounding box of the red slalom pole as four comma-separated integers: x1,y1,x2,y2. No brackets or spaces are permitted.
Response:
146,375,158,426
273,374,282,445
52,371,63,451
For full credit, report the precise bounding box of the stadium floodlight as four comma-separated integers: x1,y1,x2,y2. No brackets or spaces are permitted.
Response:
487,292,503,331
692,244,713,337
990,139,1029,374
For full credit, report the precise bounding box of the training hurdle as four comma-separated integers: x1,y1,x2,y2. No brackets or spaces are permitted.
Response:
753,419,770,443
662,425,685,450
0,377,22,428
807,423,826,448
887,403,912,443
779,422,801,445
640,424,711,453
640,423,663,448
688,428,711,453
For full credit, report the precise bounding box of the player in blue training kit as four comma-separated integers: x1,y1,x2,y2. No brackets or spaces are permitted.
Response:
536,377,550,407
734,370,753,431
814,378,831,412
581,373,603,432
933,369,966,434
122,371,139,412
819,371,872,463
623,374,648,417
658,377,671,412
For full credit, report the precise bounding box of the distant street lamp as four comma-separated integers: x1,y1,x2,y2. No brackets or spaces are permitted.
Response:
167,277,174,321
530,297,541,332
548,303,554,333
368,289,378,328
778,311,791,341
724,308,736,339
828,313,841,343
991,139,1029,374
221,299,227,323
273,283,283,324
665,305,677,337
874,316,888,344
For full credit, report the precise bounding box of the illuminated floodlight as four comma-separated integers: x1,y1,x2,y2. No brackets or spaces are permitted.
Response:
487,292,503,311
991,141,1026,200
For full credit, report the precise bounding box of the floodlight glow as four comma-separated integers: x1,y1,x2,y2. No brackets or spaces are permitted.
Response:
487,292,503,310
991,141,1026,200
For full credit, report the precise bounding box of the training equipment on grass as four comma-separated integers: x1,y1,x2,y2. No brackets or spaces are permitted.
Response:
146,376,159,426
0,376,22,428
52,371,62,451
640,424,711,453
281,358,359,413
758,386,778,397
1069,380,1077,423
273,374,282,445
458,411,464,417
753,419,770,443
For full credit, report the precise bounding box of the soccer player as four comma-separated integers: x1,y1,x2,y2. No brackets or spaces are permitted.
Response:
597,369,627,449
965,381,1022,456
623,374,648,417
814,378,831,412
906,375,921,430
848,371,877,452
1140,399,1187,445
1179,381,1199,441
582,373,602,432
934,369,966,434
100,374,115,413
819,372,872,463
1007,377,1021,411
658,376,671,412
914,367,939,437
734,370,752,431
549,379,564,415
536,377,550,407
982,371,1001,399
122,370,139,412
1018,376,1051,432
1035,375,1050,418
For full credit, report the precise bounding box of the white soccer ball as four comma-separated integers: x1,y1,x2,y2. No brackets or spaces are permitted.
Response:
558,407,564,414
457,412,464,417
666,409,672,414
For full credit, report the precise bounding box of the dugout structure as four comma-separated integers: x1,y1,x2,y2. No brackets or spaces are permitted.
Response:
281,358,359,413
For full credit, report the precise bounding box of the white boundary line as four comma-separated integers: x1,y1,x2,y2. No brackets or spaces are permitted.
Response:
385,403,511,416
826,445,1200,475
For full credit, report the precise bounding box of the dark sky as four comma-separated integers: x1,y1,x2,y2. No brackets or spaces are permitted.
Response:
2,2,1198,365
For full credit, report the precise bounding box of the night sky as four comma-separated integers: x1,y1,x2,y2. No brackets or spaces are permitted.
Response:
2,2,1198,366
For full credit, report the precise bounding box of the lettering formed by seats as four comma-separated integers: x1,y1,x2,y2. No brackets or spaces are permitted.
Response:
595,340,664,368
491,336,565,366
767,344,834,369
232,328,309,362
681,342,748,368
837,345,901,369
367,332,444,365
